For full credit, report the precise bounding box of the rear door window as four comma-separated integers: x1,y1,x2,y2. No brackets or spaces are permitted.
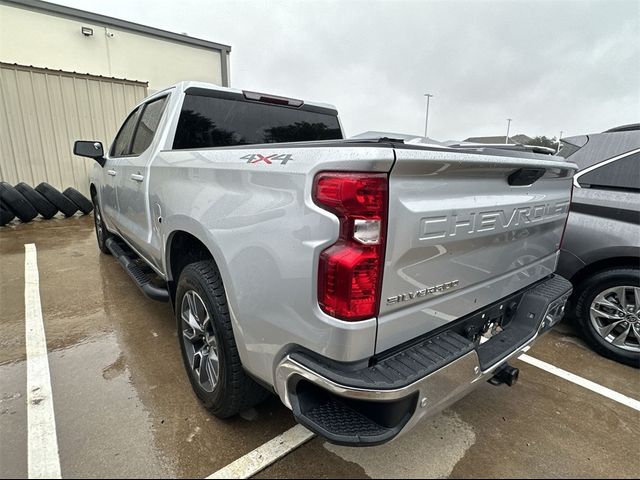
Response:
131,97,168,156
578,152,640,191
173,94,342,149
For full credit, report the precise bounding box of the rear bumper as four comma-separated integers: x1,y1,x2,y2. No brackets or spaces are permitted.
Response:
275,274,572,446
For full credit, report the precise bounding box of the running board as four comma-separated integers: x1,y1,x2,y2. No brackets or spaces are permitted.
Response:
105,237,169,302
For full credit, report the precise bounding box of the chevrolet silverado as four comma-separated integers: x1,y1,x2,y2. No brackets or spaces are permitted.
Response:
74,82,577,446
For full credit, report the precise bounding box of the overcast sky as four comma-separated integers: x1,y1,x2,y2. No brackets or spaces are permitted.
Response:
57,0,639,141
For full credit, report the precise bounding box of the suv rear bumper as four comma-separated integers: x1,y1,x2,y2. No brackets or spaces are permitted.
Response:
275,275,572,446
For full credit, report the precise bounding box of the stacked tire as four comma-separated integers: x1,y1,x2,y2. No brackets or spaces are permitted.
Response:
0,182,93,226
15,183,57,219
0,182,37,223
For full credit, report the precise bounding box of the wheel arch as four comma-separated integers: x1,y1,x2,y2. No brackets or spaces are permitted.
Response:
167,230,215,282
164,226,256,376
569,255,639,291
164,227,229,308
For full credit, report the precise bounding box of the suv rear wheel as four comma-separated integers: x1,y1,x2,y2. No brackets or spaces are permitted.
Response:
574,267,640,367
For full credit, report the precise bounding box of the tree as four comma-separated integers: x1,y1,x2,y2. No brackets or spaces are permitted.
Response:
527,135,559,149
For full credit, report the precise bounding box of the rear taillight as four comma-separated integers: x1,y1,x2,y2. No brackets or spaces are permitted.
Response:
313,172,388,321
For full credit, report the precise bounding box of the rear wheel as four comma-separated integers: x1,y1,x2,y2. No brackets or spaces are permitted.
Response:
176,260,269,418
574,268,640,367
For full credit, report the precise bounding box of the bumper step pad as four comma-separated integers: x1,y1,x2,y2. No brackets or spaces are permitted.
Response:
304,397,389,438
292,378,418,446
289,331,471,446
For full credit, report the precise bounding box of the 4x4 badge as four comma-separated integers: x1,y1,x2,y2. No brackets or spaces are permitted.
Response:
241,154,293,165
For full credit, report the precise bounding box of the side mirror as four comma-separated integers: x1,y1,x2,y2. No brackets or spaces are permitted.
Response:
74,141,106,167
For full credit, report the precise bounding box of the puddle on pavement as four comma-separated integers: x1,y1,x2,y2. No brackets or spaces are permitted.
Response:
49,334,174,478
0,361,28,478
324,410,475,479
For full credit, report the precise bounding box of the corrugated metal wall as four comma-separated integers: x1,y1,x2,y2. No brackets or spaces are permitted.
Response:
0,62,147,196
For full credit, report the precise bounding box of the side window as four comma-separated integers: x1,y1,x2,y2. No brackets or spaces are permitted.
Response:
130,97,168,156
579,152,640,191
110,107,141,157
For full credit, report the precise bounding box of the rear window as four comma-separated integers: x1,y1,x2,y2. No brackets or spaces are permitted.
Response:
557,141,581,159
579,152,640,191
173,94,343,149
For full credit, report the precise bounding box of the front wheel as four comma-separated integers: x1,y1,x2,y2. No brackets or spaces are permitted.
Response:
176,260,269,417
92,198,113,254
574,267,640,367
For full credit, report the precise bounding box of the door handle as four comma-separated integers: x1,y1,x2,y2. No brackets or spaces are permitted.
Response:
107,170,117,176
131,174,144,182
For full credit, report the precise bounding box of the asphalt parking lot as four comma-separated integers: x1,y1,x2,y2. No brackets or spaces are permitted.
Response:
1,216,639,479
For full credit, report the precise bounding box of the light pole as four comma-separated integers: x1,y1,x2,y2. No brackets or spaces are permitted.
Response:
424,93,434,139
557,130,564,153
505,118,512,144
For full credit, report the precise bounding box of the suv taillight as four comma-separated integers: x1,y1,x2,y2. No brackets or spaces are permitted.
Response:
313,172,388,321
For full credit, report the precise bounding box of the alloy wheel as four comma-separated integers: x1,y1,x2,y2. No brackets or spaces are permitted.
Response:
590,286,640,352
180,290,221,392
94,203,103,244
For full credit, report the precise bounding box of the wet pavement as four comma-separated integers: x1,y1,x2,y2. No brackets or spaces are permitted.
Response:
1,216,639,478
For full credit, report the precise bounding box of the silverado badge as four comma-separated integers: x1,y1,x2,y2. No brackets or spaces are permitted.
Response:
386,280,460,305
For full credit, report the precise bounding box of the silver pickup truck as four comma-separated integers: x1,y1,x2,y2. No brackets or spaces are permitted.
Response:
74,81,576,446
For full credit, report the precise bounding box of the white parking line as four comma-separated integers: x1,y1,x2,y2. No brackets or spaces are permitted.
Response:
206,424,315,479
518,353,640,412
25,243,62,479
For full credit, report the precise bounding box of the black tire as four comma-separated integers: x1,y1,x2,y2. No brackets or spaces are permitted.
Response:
176,260,269,418
574,267,640,368
63,187,93,215
92,197,113,255
0,204,15,226
14,182,58,219
0,181,38,222
35,182,78,217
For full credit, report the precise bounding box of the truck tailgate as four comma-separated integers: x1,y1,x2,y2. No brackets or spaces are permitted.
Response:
377,147,577,353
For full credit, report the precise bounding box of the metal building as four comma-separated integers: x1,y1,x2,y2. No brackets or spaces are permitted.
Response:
0,0,231,195
0,63,147,196
0,0,231,91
